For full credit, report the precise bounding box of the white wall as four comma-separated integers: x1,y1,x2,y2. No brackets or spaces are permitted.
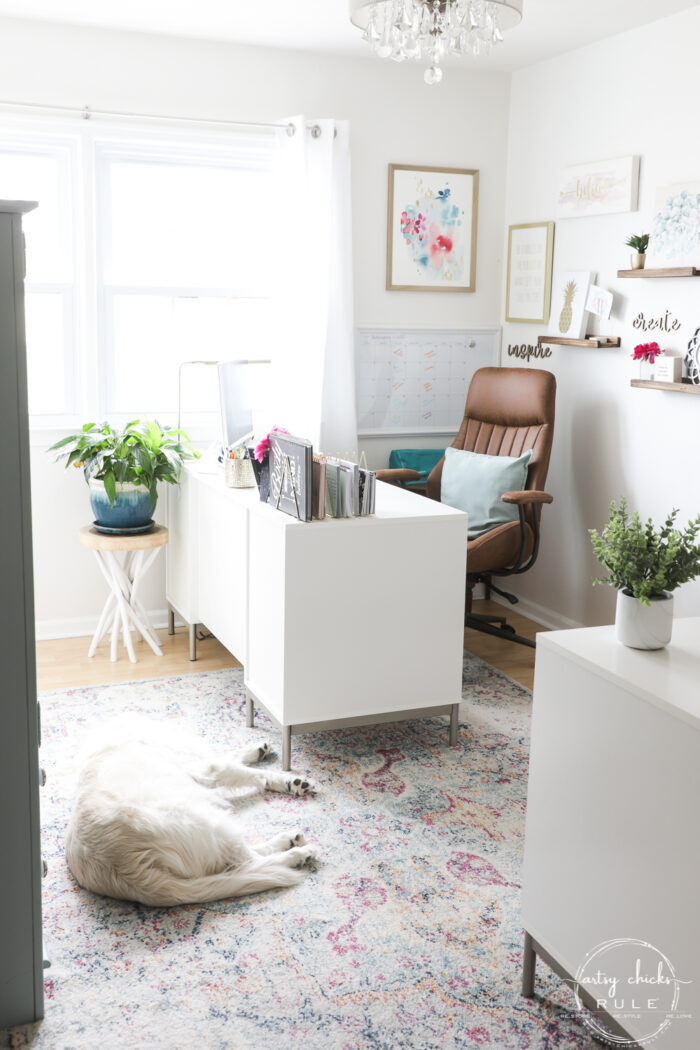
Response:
501,6,700,630
0,17,511,636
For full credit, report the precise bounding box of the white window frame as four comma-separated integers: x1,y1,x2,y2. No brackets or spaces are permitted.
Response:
0,128,83,430
93,131,277,428
0,113,278,440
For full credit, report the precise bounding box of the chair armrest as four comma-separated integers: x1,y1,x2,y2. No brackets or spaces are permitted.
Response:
376,468,423,483
501,490,554,505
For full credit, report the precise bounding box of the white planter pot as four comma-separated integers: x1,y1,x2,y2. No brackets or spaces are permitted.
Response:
615,589,674,650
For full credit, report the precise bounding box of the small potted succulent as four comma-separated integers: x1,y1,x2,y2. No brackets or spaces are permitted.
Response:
589,499,700,649
625,232,649,270
50,420,200,532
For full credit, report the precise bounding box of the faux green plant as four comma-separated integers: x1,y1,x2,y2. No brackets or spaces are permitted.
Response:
625,232,649,254
589,499,700,605
50,420,200,506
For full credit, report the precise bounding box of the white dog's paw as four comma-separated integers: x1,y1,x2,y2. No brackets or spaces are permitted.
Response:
289,830,307,848
285,775,316,797
288,844,317,868
240,740,273,765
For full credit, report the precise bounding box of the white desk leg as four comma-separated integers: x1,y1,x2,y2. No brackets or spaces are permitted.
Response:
449,703,459,746
282,726,292,772
189,623,197,661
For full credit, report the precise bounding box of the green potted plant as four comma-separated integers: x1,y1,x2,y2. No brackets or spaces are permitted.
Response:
50,420,200,532
589,498,700,649
625,232,649,270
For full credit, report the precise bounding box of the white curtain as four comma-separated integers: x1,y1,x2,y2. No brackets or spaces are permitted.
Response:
272,117,357,459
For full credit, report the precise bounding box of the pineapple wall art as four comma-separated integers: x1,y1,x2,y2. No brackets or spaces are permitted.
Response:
548,270,595,340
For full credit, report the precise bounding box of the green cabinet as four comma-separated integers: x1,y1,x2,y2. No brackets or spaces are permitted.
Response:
0,200,44,1026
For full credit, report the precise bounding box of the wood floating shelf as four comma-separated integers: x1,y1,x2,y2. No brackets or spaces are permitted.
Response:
630,379,700,395
617,267,700,279
537,335,621,349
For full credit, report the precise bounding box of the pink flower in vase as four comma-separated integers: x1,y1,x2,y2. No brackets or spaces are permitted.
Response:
632,341,663,363
254,426,289,463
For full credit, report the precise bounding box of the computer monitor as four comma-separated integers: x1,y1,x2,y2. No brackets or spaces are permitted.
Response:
218,360,253,450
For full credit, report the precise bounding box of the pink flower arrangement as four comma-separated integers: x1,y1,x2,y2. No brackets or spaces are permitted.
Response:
632,341,664,363
254,426,289,463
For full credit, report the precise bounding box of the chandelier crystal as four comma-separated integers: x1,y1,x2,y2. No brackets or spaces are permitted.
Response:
349,0,523,84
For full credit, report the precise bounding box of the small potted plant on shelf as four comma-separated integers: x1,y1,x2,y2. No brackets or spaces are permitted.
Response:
589,498,700,650
50,420,200,533
625,232,649,270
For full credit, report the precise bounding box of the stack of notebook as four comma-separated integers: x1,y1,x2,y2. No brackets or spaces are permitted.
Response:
312,455,376,520
265,438,375,522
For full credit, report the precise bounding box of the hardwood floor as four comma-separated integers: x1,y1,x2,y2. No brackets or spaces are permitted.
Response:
464,599,546,691
36,600,544,693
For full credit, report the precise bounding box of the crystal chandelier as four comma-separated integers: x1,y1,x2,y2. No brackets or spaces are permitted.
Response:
349,0,523,84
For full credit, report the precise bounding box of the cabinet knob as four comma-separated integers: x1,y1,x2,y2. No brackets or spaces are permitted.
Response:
39,767,47,787
42,859,48,878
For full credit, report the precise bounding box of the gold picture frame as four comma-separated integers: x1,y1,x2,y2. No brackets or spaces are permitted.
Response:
505,221,555,324
386,164,479,292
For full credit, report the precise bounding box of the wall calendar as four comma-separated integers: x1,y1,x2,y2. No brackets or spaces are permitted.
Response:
356,327,500,434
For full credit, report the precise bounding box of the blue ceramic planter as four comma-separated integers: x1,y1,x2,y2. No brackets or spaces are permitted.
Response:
89,479,155,529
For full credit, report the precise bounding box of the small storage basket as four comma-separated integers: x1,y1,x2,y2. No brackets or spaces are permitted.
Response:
225,458,256,488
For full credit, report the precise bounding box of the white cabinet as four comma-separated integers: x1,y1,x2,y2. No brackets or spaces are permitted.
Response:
522,620,700,1049
167,466,468,768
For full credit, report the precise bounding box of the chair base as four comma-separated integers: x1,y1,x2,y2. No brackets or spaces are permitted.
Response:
465,611,535,649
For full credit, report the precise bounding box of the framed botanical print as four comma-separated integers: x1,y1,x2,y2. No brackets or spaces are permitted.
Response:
386,164,479,292
505,221,555,324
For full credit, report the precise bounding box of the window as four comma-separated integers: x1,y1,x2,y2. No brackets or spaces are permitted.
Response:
0,120,279,431
0,134,79,421
96,137,278,427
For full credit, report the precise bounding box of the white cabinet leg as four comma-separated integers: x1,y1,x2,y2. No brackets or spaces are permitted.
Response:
449,703,459,746
168,605,175,635
282,726,292,772
189,623,197,661
245,693,255,728
522,932,536,998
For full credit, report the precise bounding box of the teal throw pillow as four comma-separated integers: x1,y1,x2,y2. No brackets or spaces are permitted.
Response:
441,447,533,539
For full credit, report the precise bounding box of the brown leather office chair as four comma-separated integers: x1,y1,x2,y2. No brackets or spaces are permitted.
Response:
377,367,556,648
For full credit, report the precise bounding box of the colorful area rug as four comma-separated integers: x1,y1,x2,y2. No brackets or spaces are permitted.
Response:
3,656,599,1049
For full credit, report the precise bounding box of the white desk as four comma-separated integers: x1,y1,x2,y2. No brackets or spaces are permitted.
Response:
522,619,700,1049
166,465,469,768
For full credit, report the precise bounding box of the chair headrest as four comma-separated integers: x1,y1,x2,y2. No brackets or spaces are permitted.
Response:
466,367,556,427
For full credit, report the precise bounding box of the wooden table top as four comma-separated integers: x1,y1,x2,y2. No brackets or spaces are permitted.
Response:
78,524,169,551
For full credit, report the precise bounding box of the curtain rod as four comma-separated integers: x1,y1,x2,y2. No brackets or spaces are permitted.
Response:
0,98,326,136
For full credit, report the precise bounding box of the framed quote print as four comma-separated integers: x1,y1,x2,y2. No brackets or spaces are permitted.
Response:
386,164,479,292
505,221,555,324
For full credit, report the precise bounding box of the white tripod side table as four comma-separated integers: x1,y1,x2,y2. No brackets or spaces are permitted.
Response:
79,524,169,663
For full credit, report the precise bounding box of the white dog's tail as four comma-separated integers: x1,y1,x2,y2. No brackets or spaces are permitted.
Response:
114,860,308,907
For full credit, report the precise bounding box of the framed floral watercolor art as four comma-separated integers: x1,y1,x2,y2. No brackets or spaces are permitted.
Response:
387,164,479,292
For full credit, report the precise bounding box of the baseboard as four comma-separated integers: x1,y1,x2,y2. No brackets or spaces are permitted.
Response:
486,593,583,633
35,608,180,641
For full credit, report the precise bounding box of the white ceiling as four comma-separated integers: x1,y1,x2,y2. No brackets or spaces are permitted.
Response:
0,0,698,71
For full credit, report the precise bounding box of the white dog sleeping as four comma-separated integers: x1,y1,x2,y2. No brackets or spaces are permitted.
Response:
65,719,317,907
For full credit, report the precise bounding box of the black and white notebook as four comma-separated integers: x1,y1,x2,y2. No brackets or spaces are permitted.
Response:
268,432,313,522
